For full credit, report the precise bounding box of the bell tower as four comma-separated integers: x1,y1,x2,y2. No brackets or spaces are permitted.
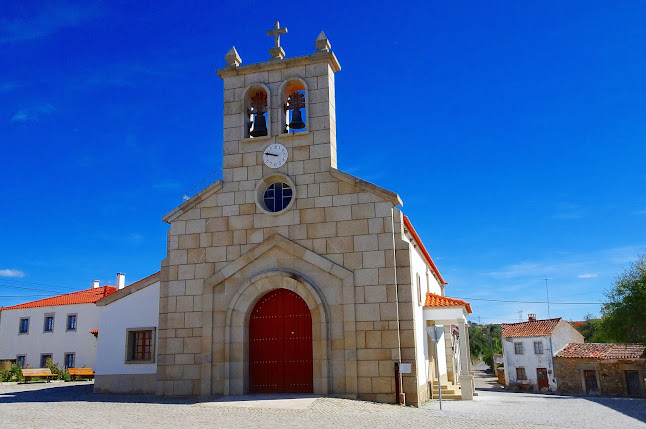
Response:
216,23,341,187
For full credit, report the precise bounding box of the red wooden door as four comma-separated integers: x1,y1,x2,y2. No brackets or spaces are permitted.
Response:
536,368,549,390
249,288,313,393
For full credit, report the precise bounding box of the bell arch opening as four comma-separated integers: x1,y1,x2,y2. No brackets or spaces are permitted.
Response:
281,79,307,134
244,85,270,138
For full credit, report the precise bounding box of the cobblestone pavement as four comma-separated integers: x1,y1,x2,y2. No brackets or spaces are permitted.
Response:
0,378,644,429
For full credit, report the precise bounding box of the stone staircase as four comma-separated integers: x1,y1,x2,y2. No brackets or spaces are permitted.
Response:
430,380,477,400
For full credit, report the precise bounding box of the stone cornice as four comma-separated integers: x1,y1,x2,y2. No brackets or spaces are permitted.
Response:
330,168,403,207
162,180,223,224
216,51,341,78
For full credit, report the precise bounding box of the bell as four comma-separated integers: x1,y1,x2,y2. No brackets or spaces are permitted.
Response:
288,109,306,129
250,113,268,137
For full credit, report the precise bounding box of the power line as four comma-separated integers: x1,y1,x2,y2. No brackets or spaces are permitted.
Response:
0,295,50,298
0,278,75,291
0,284,71,294
454,296,603,305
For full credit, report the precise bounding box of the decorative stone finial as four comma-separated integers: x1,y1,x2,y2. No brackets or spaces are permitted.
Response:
267,21,287,60
314,31,331,54
225,46,241,68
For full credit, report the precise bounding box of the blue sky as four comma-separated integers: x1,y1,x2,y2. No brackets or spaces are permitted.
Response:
1,1,645,324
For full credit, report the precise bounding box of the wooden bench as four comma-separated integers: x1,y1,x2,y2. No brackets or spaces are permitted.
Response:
21,368,56,383
67,368,95,380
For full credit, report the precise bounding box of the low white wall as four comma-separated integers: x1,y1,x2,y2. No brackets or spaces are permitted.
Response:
0,303,99,369
95,282,160,375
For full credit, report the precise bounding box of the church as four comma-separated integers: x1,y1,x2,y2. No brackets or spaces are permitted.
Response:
96,23,475,406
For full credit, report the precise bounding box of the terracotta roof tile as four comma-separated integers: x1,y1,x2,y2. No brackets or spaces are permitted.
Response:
89,329,99,334
556,343,646,359
0,286,117,310
424,293,472,313
501,318,562,338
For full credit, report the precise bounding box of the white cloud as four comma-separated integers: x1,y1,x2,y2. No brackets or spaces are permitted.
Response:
0,3,102,44
11,103,55,122
577,273,598,279
0,269,26,278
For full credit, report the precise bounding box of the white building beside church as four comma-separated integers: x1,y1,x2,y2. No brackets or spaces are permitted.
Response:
0,279,119,370
94,272,160,393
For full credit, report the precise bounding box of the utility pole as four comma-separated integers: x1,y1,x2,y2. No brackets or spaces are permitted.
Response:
544,278,551,318
517,308,523,322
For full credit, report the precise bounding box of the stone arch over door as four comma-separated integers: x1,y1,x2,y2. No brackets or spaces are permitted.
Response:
220,270,330,396
198,234,355,398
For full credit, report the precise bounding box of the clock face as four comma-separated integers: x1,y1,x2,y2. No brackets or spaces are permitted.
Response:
263,143,288,168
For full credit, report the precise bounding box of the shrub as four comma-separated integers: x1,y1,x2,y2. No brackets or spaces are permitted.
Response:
45,358,71,381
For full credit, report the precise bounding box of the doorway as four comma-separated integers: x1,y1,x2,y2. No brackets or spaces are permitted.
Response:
536,368,549,391
625,370,642,397
248,288,313,393
584,369,599,394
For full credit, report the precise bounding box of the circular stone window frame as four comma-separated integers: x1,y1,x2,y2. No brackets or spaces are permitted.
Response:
255,173,296,215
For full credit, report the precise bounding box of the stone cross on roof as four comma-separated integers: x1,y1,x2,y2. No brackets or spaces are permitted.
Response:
267,21,287,60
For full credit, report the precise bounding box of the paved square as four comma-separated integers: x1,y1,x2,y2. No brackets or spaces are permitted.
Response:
0,378,644,429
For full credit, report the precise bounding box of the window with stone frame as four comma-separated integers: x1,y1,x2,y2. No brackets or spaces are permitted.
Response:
64,353,75,369
40,353,52,368
19,317,29,334
514,342,524,354
43,314,54,333
516,367,527,380
534,341,544,354
125,328,155,363
67,314,77,331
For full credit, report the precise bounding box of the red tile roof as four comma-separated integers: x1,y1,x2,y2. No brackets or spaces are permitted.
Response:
424,292,472,313
501,318,562,338
556,343,646,359
0,286,117,310
89,329,99,334
570,321,584,327
403,216,447,285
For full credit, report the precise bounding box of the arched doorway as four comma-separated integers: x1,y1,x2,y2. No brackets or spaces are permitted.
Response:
249,288,313,393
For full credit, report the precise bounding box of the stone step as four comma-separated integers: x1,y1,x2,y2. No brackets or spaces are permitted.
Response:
430,393,463,400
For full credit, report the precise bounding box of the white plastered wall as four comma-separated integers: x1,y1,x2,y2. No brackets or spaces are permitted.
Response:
403,233,447,386
0,303,99,368
95,282,160,375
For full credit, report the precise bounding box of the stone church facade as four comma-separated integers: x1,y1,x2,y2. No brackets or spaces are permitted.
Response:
155,24,473,406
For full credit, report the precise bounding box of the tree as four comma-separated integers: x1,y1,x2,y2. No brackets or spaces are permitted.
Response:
468,322,502,369
599,252,646,344
574,314,609,342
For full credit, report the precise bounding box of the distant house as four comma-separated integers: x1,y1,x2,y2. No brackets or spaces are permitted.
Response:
501,315,584,392
553,343,646,397
0,280,118,369
94,272,160,394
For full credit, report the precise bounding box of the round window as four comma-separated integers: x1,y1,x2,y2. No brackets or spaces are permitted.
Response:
263,182,292,212
255,173,296,215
